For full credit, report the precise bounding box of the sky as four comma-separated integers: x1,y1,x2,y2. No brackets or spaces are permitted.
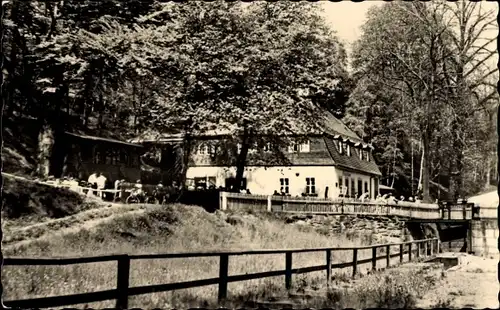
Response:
321,1,382,51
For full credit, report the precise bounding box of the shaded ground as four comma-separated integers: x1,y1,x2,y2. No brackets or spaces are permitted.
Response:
416,253,499,308
2,173,91,222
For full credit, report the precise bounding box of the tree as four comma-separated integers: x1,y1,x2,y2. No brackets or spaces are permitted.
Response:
348,1,498,201
1,1,158,177
83,1,350,190
436,0,498,199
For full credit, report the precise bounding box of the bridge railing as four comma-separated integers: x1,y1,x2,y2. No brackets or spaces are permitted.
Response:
3,238,439,309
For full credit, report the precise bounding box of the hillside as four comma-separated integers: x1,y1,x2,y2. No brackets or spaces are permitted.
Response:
3,204,372,308
1,174,106,233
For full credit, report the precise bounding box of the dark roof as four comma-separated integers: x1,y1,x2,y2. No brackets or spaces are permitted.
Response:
321,112,364,143
131,111,369,146
324,136,382,176
65,132,143,148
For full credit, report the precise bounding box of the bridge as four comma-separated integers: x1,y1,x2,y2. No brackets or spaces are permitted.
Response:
220,192,495,256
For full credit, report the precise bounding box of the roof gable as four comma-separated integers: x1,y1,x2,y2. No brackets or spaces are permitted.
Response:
324,137,381,176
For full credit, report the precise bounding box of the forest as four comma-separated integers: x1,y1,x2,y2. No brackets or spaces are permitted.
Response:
2,1,498,202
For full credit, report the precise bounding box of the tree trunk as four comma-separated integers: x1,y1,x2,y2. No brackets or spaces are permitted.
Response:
36,122,55,178
421,133,431,203
178,135,193,192
418,141,424,194
234,135,250,192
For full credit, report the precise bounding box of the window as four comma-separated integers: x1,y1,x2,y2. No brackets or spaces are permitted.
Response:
351,179,355,197
338,141,343,154
280,178,289,194
208,177,217,188
359,148,363,160
306,177,316,194
94,148,106,164
365,150,370,161
288,142,299,153
345,177,350,196
209,144,217,157
248,142,258,154
364,181,368,195
194,177,207,189
299,140,310,153
237,143,242,154
263,142,272,153
120,151,129,165
346,144,351,157
198,143,209,155
225,177,247,189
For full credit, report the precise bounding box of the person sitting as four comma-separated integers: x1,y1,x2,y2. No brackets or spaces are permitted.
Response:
130,180,144,198
246,189,251,194
359,191,370,202
153,181,167,203
273,190,280,196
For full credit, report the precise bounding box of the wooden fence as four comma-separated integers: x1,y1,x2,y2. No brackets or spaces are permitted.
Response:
4,238,439,309
220,192,476,220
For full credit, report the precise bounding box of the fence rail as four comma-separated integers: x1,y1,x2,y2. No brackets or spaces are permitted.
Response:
4,238,439,309
220,192,477,220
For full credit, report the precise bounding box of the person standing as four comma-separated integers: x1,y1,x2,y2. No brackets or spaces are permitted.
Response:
96,172,107,198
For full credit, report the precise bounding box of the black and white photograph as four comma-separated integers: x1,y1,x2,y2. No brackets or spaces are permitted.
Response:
1,0,499,308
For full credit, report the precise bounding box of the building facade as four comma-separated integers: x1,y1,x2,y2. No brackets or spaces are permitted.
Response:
61,132,143,183
186,135,381,199
132,112,382,199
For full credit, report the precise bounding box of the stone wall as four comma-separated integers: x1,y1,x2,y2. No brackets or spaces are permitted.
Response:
471,218,498,258
283,214,410,244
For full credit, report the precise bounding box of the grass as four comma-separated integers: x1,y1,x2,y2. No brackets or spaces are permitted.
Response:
3,205,370,308
3,204,440,308
1,175,97,222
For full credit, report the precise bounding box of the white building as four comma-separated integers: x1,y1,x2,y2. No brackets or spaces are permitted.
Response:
134,112,382,199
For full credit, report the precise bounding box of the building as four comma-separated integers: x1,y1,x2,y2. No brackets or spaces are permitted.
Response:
61,132,143,183
133,112,382,199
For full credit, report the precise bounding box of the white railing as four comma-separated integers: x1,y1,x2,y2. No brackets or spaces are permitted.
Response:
220,192,465,219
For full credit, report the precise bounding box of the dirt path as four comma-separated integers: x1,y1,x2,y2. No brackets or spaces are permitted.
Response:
416,254,499,308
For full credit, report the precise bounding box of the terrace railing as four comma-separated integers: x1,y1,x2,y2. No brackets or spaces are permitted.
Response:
4,238,439,309
220,192,477,220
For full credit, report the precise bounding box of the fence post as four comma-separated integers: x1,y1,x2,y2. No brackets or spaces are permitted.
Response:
408,243,412,261
437,239,441,254
220,192,228,211
352,249,358,278
116,255,130,309
424,241,428,257
218,254,229,302
285,252,293,290
371,247,377,271
326,250,332,286
386,245,390,268
399,244,404,263
430,239,434,255
416,242,420,258
267,195,272,212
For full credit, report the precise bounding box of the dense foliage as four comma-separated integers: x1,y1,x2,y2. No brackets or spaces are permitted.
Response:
2,1,497,198
346,1,498,200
